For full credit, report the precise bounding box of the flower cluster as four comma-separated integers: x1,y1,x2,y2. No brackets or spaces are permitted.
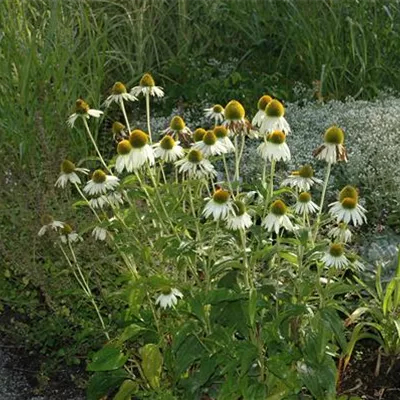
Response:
45,78,376,337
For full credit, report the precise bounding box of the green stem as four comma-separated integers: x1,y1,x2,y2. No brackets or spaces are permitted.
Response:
235,134,246,195
234,136,239,183
82,118,111,174
222,153,234,196
146,163,176,232
313,162,332,240
60,243,110,340
148,293,161,335
274,232,281,270
269,159,276,201
240,229,251,289
119,97,131,132
145,92,152,143
188,185,201,240
262,162,267,189
146,164,182,246
73,183,101,222
262,159,276,218
159,161,167,184
134,170,168,233
207,220,220,291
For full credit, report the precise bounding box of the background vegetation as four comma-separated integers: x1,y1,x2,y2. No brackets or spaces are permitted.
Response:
1,0,400,389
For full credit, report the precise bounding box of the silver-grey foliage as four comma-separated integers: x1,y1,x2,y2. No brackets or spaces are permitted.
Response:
148,95,400,224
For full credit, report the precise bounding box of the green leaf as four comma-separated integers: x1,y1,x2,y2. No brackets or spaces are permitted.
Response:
126,285,146,318
383,278,398,316
140,344,163,389
72,200,89,208
119,324,145,343
122,174,139,186
87,346,128,372
206,288,246,304
393,319,400,339
180,353,218,394
113,379,138,400
87,370,128,400
279,251,298,265
238,342,258,376
248,288,257,327
298,361,336,400
320,308,347,351
242,381,267,399
174,334,205,377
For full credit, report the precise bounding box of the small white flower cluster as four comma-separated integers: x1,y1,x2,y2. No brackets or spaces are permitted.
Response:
39,215,113,243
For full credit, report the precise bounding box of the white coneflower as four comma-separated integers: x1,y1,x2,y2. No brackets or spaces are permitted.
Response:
223,100,251,136
328,185,367,226
262,199,294,234
162,116,192,146
322,243,349,268
192,130,227,157
204,104,225,124
92,226,108,241
259,99,291,136
111,121,127,142
328,223,353,243
128,129,155,169
214,126,235,153
153,135,184,163
252,95,272,127
203,189,234,221
89,192,124,209
130,73,164,98
115,140,134,173
59,224,81,244
104,82,137,108
175,149,217,179
294,192,320,215
226,200,253,231
55,160,89,188
257,130,291,162
84,170,119,196
155,287,183,309
313,126,348,164
281,164,323,192
193,128,207,142
38,215,64,237
67,99,103,128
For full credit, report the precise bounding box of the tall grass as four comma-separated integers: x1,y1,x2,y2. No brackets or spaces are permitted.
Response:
223,0,400,99
1,0,399,165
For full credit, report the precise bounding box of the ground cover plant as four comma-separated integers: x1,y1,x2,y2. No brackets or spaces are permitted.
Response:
32,74,399,399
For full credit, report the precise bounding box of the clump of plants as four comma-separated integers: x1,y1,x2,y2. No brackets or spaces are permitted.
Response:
39,75,399,400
